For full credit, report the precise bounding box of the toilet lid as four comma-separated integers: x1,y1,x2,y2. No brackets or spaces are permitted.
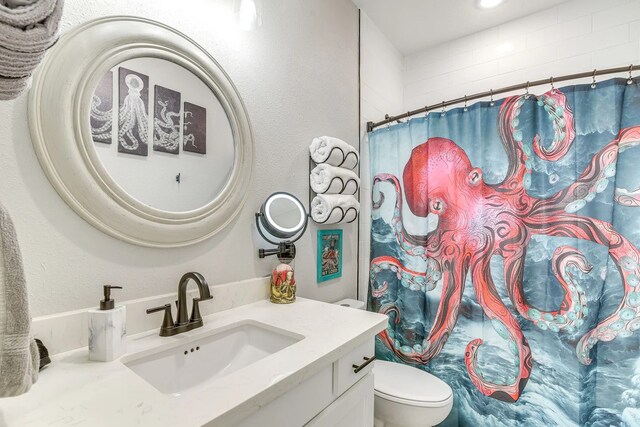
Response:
373,360,452,407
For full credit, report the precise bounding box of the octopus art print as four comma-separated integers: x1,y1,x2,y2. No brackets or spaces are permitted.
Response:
369,86,640,405
118,67,149,156
153,85,181,155
183,101,207,155
90,71,113,144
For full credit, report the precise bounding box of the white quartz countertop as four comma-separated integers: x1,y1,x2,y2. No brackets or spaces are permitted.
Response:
0,298,387,427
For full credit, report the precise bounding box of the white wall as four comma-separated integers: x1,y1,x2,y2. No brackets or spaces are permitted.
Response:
0,0,360,317
403,0,640,112
358,11,404,301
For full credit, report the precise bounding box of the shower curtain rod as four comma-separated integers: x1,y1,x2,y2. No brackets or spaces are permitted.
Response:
366,64,640,133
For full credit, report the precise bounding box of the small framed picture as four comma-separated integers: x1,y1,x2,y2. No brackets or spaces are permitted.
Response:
317,229,343,282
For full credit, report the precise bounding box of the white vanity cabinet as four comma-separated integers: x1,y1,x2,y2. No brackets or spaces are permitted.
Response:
306,373,374,427
234,339,376,427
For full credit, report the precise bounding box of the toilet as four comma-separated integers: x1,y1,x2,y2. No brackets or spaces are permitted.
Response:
334,300,453,427
373,360,453,427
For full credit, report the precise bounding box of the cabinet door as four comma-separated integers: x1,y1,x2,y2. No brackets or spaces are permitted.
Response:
305,373,374,427
234,365,334,427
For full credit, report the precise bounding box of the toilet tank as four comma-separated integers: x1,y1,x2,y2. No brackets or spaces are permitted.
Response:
333,298,365,310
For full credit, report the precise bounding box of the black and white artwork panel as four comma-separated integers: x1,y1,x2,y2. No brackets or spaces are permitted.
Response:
91,70,113,144
118,67,150,156
153,85,181,155
183,102,207,155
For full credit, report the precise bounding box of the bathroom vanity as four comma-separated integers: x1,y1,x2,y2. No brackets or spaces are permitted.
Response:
0,298,386,426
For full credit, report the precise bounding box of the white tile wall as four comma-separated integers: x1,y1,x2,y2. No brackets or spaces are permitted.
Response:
358,0,640,303
403,0,640,112
359,12,403,303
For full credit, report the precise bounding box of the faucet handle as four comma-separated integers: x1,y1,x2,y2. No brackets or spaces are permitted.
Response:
146,304,171,314
189,296,213,323
146,304,175,332
190,298,203,324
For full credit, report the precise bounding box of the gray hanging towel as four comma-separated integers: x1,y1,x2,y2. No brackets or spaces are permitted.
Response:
0,75,31,101
0,0,57,28
0,0,63,54
0,202,39,397
1,0,41,7
0,44,45,78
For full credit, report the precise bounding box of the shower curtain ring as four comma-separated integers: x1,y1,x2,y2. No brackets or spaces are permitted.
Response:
550,76,555,91
424,106,429,117
524,81,530,99
628,64,634,85
463,95,468,112
397,112,409,124
441,101,446,117
591,69,597,89
489,89,495,106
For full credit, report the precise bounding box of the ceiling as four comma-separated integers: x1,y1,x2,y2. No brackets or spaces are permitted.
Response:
353,0,570,55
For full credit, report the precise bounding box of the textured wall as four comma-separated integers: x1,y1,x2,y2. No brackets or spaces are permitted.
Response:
403,0,640,111
0,0,359,316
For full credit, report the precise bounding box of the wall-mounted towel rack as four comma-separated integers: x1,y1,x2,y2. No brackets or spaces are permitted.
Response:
308,156,359,224
312,205,359,224
314,145,360,169
314,175,359,195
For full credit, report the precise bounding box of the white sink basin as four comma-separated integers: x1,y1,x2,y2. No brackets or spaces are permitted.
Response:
123,320,303,396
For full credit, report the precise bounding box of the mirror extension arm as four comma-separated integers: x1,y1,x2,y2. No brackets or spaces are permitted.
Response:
258,241,297,261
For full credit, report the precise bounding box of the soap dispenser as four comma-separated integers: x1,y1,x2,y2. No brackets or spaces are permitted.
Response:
88,285,126,362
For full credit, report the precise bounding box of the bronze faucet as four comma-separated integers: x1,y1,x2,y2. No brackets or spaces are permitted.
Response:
146,272,213,337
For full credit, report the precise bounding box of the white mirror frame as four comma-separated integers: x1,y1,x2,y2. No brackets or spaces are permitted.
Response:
29,16,254,248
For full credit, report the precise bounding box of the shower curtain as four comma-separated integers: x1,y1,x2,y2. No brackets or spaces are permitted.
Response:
368,78,640,427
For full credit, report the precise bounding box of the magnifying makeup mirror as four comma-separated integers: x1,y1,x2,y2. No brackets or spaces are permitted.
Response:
255,192,308,261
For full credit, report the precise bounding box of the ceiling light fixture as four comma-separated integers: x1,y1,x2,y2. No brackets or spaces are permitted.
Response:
478,0,505,9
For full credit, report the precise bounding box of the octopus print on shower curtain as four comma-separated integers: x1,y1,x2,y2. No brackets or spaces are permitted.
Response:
370,88,640,403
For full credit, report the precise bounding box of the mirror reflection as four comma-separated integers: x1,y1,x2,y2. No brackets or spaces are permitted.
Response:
90,57,235,213
265,194,306,236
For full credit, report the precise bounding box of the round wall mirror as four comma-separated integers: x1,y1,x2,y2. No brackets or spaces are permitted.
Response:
29,17,254,247
255,193,308,260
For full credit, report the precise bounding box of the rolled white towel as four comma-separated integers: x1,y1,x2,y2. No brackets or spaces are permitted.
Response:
310,136,359,169
310,164,360,195
311,194,359,224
